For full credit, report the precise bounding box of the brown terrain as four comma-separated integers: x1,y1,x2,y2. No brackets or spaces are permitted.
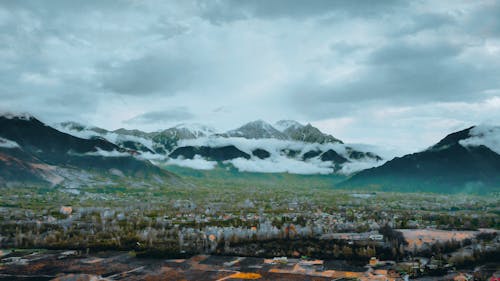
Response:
0,249,383,281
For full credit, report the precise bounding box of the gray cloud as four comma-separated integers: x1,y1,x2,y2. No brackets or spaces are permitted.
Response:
388,13,455,37
126,107,195,124
464,1,500,38
99,54,198,96
199,0,406,23
0,0,499,151
289,37,500,119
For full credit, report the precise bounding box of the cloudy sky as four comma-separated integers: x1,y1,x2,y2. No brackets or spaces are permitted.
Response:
1,0,499,153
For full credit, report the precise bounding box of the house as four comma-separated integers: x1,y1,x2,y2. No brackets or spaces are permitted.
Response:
370,257,380,266
264,257,288,265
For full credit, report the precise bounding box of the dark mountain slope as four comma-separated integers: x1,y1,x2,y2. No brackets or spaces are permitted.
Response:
0,116,118,159
0,115,173,184
169,145,251,161
340,127,500,193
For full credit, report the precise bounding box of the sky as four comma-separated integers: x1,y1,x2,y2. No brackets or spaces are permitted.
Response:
1,0,499,153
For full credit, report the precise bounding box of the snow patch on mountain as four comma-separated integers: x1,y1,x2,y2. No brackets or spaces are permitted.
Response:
104,132,154,151
0,137,20,149
274,120,304,132
173,123,217,137
226,120,287,139
459,125,500,154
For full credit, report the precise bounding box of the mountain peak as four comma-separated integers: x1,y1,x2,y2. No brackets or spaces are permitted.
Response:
458,125,500,155
152,124,217,151
113,128,148,136
243,119,274,128
281,122,343,144
226,120,287,139
274,120,304,132
428,126,474,151
173,123,217,135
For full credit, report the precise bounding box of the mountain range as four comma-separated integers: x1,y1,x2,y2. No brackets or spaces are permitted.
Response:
55,118,383,175
1,113,499,193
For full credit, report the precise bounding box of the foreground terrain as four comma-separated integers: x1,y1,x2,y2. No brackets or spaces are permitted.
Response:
1,170,499,280
2,249,498,281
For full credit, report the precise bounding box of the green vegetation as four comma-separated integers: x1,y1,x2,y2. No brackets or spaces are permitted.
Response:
0,167,498,261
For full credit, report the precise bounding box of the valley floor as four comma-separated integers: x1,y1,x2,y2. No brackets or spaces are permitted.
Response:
0,170,499,280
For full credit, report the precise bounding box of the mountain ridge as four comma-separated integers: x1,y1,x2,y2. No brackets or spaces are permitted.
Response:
52,117,383,175
340,126,500,193
2,113,498,192
0,114,175,187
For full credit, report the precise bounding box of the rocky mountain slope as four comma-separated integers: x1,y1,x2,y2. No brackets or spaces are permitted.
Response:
0,114,174,187
225,120,288,139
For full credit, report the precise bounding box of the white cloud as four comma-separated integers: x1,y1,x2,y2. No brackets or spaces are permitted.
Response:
103,132,154,151
227,157,333,174
339,160,384,175
311,97,500,153
459,125,500,154
175,136,384,174
178,136,349,156
85,148,130,157
55,124,154,151
166,155,217,170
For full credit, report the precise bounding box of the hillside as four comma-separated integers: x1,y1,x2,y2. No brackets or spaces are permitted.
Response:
0,114,174,187
340,126,500,193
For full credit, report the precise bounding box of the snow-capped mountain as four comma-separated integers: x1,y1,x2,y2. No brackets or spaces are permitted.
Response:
174,123,217,137
225,120,288,140
151,123,217,152
163,120,383,174
52,118,385,175
223,120,342,143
